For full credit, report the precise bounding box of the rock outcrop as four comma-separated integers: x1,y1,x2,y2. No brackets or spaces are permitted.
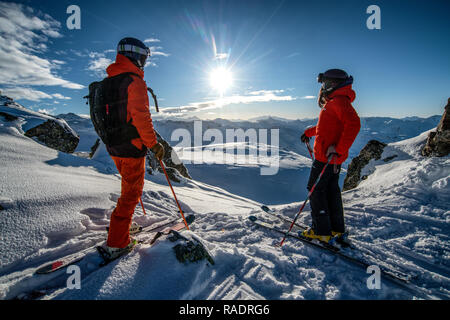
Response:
422,98,450,157
343,140,387,191
1,95,80,153
25,119,79,154
146,131,192,183
0,111,18,122
168,230,215,266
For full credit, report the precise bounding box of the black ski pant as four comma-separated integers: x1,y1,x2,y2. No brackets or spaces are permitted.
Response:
307,160,345,235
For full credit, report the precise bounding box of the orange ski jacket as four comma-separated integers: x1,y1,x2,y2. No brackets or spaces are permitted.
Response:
304,85,361,164
105,54,157,157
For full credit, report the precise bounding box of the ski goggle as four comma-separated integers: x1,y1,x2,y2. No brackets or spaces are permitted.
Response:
317,72,352,84
117,44,151,57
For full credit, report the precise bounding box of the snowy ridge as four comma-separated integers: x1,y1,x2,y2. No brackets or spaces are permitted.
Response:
0,97,76,137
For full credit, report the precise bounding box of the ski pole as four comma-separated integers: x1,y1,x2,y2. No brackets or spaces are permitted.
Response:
139,198,147,215
305,141,314,161
159,159,189,230
278,154,335,247
147,87,159,113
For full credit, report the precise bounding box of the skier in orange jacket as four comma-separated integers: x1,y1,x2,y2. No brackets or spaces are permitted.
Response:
300,69,360,243
103,37,164,258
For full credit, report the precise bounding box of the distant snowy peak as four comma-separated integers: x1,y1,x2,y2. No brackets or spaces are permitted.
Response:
56,112,89,122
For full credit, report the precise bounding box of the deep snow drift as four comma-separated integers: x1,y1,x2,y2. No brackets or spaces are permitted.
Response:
0,107,448,300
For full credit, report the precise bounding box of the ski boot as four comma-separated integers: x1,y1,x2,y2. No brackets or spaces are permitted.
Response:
331,231,350,247
106,222,142,234
300,228,332,244
97,238,138,264
129,222,142,234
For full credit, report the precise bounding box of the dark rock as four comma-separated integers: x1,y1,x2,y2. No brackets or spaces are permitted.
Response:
168,230,215,266
25,119,79,153
146,130,192,182
0,111,18,122
422,98,450,157
0,204,4,211
343,140,387,191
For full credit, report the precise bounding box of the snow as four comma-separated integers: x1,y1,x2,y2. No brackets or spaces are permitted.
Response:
0,104,449,300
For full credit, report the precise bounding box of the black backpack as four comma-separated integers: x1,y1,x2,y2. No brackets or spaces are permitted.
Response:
85,72,159,147
86,73,138,147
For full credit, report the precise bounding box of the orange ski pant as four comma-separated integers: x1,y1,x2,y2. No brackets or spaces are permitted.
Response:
107,156,146,248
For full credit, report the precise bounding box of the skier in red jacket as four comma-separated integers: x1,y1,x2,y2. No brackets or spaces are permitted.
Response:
300,69,361,243
102,37,165,259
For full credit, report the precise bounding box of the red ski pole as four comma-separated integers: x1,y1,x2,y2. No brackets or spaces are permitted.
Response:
305,141,314,161
278,154,335,247
159,159,189,230
139,198,147,215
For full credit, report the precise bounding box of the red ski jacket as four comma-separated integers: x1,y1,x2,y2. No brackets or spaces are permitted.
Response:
304,85,360,165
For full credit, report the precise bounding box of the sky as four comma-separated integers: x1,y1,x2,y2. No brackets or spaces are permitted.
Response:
0,0,449,120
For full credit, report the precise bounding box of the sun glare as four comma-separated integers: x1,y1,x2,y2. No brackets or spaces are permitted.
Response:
210,67,233,95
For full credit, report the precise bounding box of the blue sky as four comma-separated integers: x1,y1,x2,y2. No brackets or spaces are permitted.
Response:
0,0,449,120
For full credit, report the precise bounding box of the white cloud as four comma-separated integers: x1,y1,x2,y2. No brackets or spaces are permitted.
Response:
144,38,161,43
87,52,113,77
52,93,71,100
70,49,88,57
1,87,53,101
38,107,56,115
301,95,316,99
149,46,170,57
248,89,285,95
161,90,296,115
1,87,71,102
0,2,84,90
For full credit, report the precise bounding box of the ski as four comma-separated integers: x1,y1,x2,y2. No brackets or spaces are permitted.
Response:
261,205,308,229
35,216,183,275
249,215,436,299
96,215,195,266
248,215,413,283
261,205,353,248
260,205,422,278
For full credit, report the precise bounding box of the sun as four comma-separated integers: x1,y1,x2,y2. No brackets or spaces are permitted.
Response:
210,67,233,94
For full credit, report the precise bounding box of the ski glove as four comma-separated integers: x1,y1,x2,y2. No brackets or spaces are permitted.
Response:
326,145,339,158
151,142,165,161
301,133,310,143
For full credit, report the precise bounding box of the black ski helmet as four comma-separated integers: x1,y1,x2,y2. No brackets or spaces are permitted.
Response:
317,69,353,95
117,37,151,70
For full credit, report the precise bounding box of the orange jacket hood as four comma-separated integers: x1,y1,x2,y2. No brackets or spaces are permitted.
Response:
106,54,144,79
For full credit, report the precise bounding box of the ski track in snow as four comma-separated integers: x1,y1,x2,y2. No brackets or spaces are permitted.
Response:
0,108,449,300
